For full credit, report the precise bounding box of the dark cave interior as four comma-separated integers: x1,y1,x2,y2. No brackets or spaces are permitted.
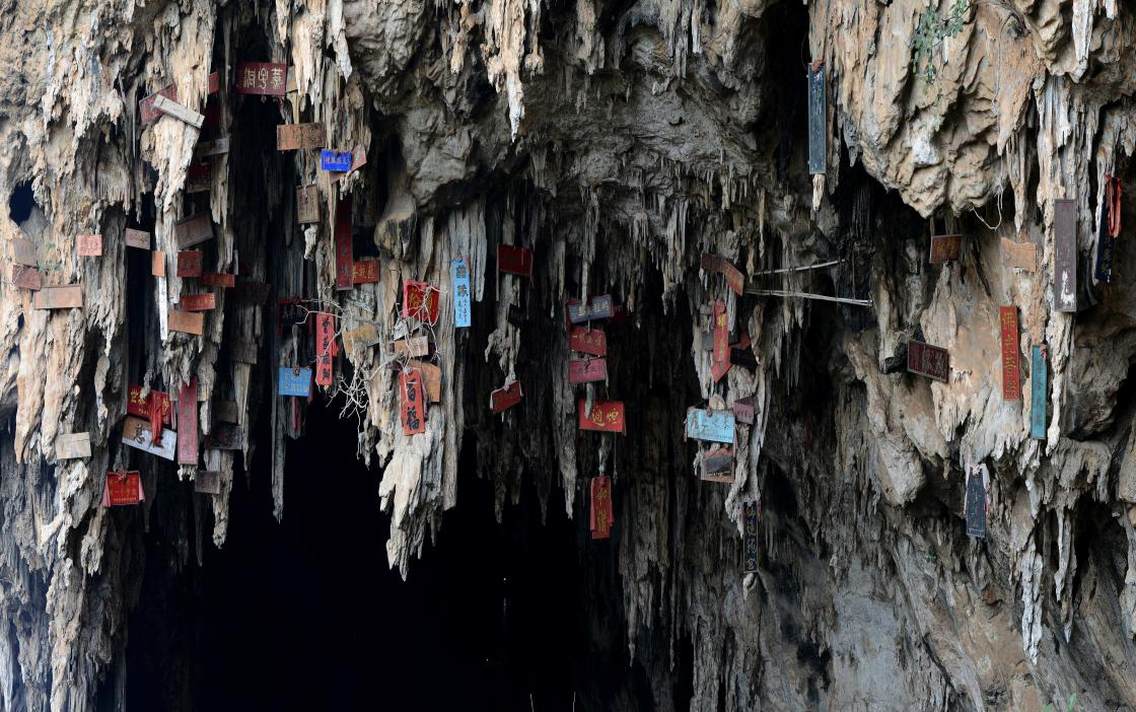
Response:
123,405,603,712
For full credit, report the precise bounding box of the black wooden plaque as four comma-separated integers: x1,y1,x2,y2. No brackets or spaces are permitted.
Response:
965,471,986,539
1054,199,1077,312
808,64,826,175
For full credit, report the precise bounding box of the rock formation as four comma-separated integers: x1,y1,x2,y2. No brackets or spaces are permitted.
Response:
0,0,1134,709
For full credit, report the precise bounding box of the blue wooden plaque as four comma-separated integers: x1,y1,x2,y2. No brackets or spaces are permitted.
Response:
808,64,826,175
320,150,353,172
278,367,312,397
452,258,471,328
1030,346,1047,440
685,408,735,444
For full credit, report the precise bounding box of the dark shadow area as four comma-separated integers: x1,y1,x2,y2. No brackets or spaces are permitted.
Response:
8,182,35,225
125,404,585,711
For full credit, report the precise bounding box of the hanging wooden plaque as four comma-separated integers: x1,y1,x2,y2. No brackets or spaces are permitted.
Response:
175,214,213,249
567,295,614,324
807,63,826,175
407,360,442,402
177,381,198,465
320,150,353,172
153,94,204,128
194,137,230,158
203,424,244,450
497,245,533,278
1030,345,1048,440
314,312,336,388
234,62,288,96
568,327,606,356
195,471,222,495
490,382,523,413
929,234,963,264
151,252,166,277
732,397,755,425
12,266,41,290
185,162,211,194
176,251,203,278
277,123,325,151
55,432,91,460
168,309,204,335
296,185,319,224
353,259,380,285
34,286,83,310
400,368,427,435
127,386,172,424
393,336,429,358
104,471,143,506
12,237,36,267
568,357,607,384
906,340,950,383
590,476,613,540
124,228,150,250
278,367,312,397
344,323,381,352
76,234,103,257
578,400,625,433
201,272,236,288
452,258,472,328
214,400,241,424
1054,199,1078,312
999,306,1021,401
965,469,986,538
743,502,758,573
685,408,735,444
1001,237,1036,272
402,280,440,322
140,84,177,124
335,197,353,291
121,415,176,460
700,445,734,483
700,254,745,295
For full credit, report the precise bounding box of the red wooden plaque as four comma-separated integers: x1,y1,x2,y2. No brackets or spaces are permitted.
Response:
177,380,198,465
315,312,336,388
353,259,380,285
201,272,236,288
400,368,427,435
127,386,172,425
185,162,210,193
402,280,440,323
700,254,745,295
77,234,103,257
168,309,205,336
907,340,950,383
568,327,606,356
578,400,626,433
711,300,730,383
176,251,203,278
234,62,288,96
1000,306,1021,401
929,234,962,264
711,359,731,384
497,245,533,278
181,293,216,311
568,358,607,384
335,197,353,291
208,71,219,95
105,471,143,506
140,84,177,124
490,382,523,413
590,475,613,540
12,266,41,290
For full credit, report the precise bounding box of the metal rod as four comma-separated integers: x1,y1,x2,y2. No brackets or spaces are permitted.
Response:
746,288,873,307
752,259,843,276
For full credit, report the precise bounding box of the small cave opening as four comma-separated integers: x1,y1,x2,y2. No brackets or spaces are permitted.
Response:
8,181,36,226
123,405,595,711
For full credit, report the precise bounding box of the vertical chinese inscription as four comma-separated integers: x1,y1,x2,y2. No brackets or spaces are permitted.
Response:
452,258,472,328
999,306,1021,401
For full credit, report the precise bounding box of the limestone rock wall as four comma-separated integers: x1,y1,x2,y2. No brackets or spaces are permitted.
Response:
0,0,1134,710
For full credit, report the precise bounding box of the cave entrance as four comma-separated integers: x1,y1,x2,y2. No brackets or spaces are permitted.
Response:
124,404,584,711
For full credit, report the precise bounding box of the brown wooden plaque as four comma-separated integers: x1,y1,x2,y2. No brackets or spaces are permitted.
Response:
177,251,203,278
407,360,442,403
168,309,204,335
195,471,222,495
201,272,236,288
1054,199,1078,312
181,293,216,311
76,234,103,257
34,286,83,310
124,228,150,250
12,266,41,290
999,306,1021,401
151,251,166,277
296,184,319,224
153,94,204,128
277,123,326,151
13,237,36,267
906,340,950,383
56,432,91,460
929,234,963,264
175,214,214,249
1001,237,1036,272
393,336,429,357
